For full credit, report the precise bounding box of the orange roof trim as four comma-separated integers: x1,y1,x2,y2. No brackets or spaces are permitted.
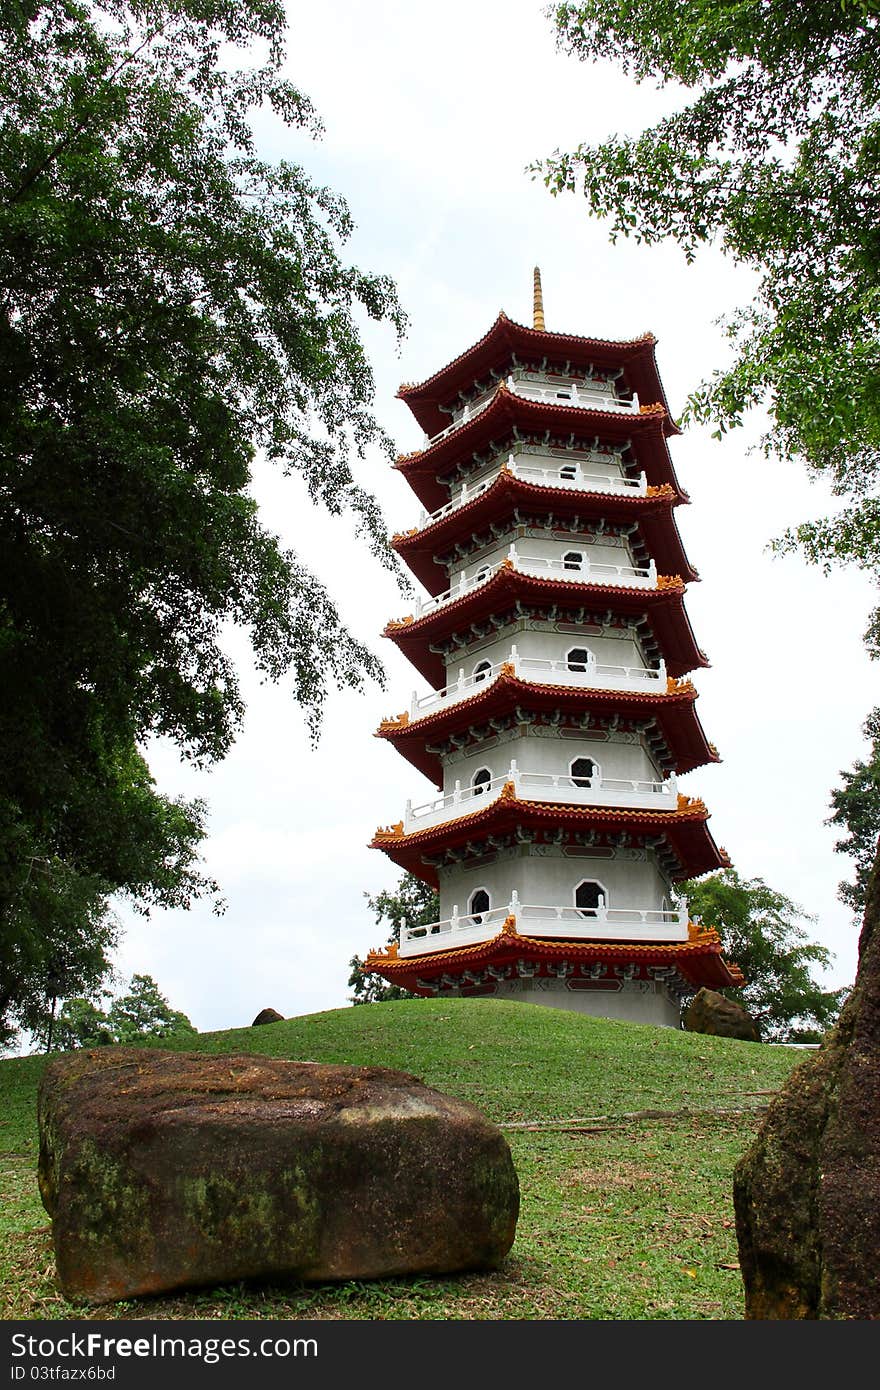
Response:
395,391,672,471
364,921,744,991
369,788,714,852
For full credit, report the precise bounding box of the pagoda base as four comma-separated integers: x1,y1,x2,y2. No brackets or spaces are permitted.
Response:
366,920,742,1028
488,975,682,1027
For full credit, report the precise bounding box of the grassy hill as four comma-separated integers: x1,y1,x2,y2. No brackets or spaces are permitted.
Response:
0,997,807,1320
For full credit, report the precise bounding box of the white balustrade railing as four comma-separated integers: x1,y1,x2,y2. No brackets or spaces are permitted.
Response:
509,457,647,496
512,546,656,588
414,452,647,531
425,389,498,446
423,377,641,446
414,543,656,619
518,902,689,930
417,474,497,528
409,645,667,719
403,759,678,832
399,888,689,956
415,562,498,618
516,653,666,690
512,380,639,414
402,903,513,950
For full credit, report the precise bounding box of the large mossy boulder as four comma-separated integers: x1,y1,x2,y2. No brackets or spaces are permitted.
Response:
38,1049,519,1305
733,843,880,1318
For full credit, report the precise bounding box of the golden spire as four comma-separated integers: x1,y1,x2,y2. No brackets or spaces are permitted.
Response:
533,266,545,331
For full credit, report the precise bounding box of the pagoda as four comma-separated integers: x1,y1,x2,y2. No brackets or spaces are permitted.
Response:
364,271,742,1026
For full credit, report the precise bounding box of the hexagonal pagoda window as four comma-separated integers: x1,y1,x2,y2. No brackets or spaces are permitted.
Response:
575,880,606,917
469,888,490,924
570,757,596,788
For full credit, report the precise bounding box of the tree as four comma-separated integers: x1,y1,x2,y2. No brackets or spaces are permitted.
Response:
0,864,119,1051
348,874,439,1004
107,973,196,1042
538,2,880,650
828,708,880,915
50,972,195,1049
1,2,403,1035
52,996,116,1051
682,870,846,1042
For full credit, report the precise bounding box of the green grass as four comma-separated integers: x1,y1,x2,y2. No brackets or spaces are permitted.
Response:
0,997,807,1320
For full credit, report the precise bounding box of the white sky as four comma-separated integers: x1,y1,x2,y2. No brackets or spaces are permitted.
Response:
113,0,876,1031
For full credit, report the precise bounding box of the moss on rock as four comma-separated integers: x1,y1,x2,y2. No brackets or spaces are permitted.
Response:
733,841,880,1318
38,1049,519,1303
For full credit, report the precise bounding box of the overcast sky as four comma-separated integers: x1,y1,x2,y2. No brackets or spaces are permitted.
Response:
111,0,877,1032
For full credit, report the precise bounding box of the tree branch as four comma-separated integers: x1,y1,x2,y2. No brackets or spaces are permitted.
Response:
6,21,169,206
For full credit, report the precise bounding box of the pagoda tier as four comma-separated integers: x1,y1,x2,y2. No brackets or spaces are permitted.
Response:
395,387,686,513
392,471,697,594
384,564,706,687
365,920,744,1000
371,786,729,886
397,312,679,441
365,287,737,1027
376,669,719,787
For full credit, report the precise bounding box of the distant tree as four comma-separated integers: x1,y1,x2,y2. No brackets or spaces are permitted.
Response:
682,870,847,1042
107,974,196,1043
1,1,403,1027
828,708,880,916
348,875,439,1004
52,997,116,1051
46,972,195,1051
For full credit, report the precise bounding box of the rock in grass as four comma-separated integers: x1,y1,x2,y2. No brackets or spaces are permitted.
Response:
251,1008,284,1025
683,988,760,1042
733,843,880,1318
38,1048,519,1305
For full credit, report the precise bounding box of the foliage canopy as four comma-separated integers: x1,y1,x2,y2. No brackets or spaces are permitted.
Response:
828,708,880,915
348,874,438,1004
0,867,119,1050
539,0,880,649
0,1,403,1039
682,870,846,1041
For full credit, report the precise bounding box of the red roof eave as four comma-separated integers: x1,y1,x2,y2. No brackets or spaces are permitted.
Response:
394,389,686,513
397,314,679,440
384,567,707,686
364,927,742,994
393,472,697,596
376,672,719,784
370,791,729,886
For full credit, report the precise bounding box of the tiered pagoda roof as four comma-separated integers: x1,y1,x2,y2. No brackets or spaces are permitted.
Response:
384,565,707,686
365,917,744,998
371,783,729,887
367,291,740,1005
397,312,680,440
376,670,719,786
393,473,697,592
395,386,686,512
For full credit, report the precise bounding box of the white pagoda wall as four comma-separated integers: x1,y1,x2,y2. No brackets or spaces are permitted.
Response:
441,733,664,791
485,978,682,1027
436,847,676,921
458,442,632,497
446,531,632,590
442,627,649,684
